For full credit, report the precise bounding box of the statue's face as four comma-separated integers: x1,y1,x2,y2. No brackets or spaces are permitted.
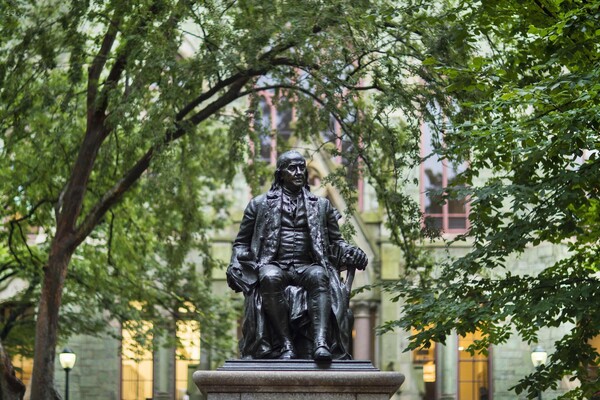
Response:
280,158,306,191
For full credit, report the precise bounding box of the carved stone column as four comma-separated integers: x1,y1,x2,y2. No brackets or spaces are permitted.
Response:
352,301,377,361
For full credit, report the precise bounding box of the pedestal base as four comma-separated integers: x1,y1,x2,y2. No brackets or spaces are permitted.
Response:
193,360,404,400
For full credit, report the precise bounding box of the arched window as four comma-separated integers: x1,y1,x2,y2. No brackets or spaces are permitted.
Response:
251,87,365,208
253,92,294,165
420,119,469,234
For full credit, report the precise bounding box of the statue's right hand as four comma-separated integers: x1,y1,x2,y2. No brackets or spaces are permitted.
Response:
343,246,368,270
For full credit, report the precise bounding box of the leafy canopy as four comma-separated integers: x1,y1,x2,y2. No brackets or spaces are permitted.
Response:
383,1,600,398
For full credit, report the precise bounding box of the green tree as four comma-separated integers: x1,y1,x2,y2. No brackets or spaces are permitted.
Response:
0,1,461,399
384,1,600,398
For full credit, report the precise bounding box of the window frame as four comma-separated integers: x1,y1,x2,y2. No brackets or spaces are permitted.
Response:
420,120,470,234
249,90,365,210
173,319,201,400
120,322,154,400
456,333,493,400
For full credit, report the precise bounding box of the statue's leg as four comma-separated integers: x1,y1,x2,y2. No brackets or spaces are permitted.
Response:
300,265,332,361
258,264,296,359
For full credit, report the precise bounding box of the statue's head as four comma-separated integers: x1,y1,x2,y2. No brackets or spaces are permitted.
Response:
272,150,309,191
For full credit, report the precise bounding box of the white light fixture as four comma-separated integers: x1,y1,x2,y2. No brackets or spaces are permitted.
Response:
531,345,548,367
59,347,77,370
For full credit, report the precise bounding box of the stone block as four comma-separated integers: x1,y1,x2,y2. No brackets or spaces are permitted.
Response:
209,395,240,400
356,395,391,400
193,361,404,400
241,394,353,400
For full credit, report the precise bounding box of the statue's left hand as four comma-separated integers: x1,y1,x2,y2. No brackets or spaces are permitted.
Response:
343,246,368,270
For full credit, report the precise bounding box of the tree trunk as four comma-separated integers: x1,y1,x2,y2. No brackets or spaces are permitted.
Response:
29,243,73,400
0,341,25,400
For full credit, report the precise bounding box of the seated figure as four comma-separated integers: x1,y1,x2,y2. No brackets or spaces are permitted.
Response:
226,151,367,361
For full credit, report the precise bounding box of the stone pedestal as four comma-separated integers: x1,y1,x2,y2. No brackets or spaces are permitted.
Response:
193,360,404,400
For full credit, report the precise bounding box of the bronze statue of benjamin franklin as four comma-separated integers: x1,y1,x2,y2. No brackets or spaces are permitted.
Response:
227,150,367,362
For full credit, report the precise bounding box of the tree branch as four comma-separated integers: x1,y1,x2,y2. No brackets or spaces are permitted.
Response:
0,279,38,341
176,56,313,121
72,76,252,246
238,83,348,128
8,198,53,224
88,13,121,117
0,270,19,285
532,0,557,19
6,199,49,266
58,9,167,246
176,73,247,120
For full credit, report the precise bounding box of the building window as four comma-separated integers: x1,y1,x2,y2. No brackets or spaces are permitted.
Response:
11,354,33,388
411,329,437,400
458,332,490,400
121,322,153,400
175,320,201,400
587,335,600,385
251,87,364,209
420,120,469,234
253,91,294,165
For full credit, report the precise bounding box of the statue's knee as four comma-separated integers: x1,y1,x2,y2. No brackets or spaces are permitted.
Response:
259,266,285,291
306,266,329,288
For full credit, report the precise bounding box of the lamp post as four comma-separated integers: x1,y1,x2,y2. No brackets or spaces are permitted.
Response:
530,345,547,400
59,347,77,400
